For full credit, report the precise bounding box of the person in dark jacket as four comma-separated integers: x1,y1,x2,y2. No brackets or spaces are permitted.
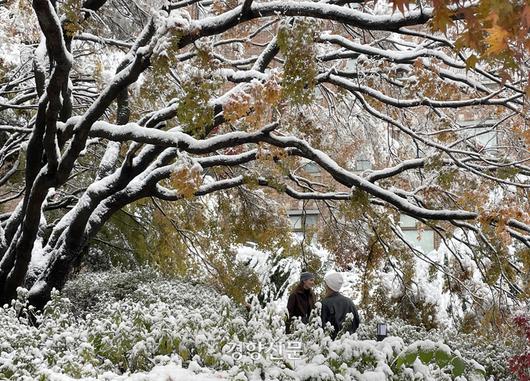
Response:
286,272,316,333
321,271,360,339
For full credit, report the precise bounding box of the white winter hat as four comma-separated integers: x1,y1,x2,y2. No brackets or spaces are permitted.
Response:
324,272,343,292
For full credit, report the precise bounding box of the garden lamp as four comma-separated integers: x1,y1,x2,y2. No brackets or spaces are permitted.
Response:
376,323,388,341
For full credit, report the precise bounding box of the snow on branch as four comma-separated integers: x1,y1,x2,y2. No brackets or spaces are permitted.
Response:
59,115,479,222
218,68,268,83
265,180,352,200
194,1,435,38
364,158,449,183
318,34,464,68
262,133,478,221
324,74,523,109
154,175,246,200
507,219,530,235
75,33,133,49
196,150,259,167
55,17,161,183
58,120,279,153
157,175,352,203
506,227,530,248
0,126,32,134
252,35,279,72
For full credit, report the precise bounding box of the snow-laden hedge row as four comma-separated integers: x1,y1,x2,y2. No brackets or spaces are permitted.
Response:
0,271,510,380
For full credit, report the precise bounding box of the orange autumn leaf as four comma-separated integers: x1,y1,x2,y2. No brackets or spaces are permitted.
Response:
391,0,413,14
522,4,530,29
486,24,510,54
431,3,454,33
521,4,530,49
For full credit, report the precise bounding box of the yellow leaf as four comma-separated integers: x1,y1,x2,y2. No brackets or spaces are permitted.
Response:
170,166,203,199
465,54,478,69
486,24,510,54
431,5,453,33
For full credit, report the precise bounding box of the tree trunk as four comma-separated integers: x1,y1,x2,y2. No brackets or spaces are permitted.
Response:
27,244,82,310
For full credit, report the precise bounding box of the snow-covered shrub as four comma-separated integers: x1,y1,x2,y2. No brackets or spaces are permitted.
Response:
358,318,517,380
0,271,515,380
61,268,162,313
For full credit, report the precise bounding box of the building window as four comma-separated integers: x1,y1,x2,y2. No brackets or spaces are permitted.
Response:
471,127,497,150
399,215,436,253
302,161,320,174
288,210,319,232
458,119,498,150
355,157,372,171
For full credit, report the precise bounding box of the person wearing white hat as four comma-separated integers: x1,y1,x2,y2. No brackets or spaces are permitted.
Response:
321,271,360,339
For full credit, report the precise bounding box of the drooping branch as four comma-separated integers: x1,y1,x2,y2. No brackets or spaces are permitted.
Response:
349,91,530,188
56,116,479,222
324,73,522,110
75,33,133,48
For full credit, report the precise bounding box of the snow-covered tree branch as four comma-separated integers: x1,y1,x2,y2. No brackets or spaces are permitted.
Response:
0,0,528,312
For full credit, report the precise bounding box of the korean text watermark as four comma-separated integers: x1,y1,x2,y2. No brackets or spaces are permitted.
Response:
225,341,303,360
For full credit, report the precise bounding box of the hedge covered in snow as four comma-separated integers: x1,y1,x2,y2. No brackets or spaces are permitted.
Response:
0,270,517,380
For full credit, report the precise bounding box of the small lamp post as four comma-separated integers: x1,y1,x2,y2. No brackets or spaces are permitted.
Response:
376,322,388,342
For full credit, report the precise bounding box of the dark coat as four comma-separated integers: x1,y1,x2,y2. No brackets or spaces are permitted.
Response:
286,283,316,333
321,291,360,339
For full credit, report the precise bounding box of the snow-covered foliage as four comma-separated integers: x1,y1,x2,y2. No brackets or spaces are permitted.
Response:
0,0,528,367
0,270,516,380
